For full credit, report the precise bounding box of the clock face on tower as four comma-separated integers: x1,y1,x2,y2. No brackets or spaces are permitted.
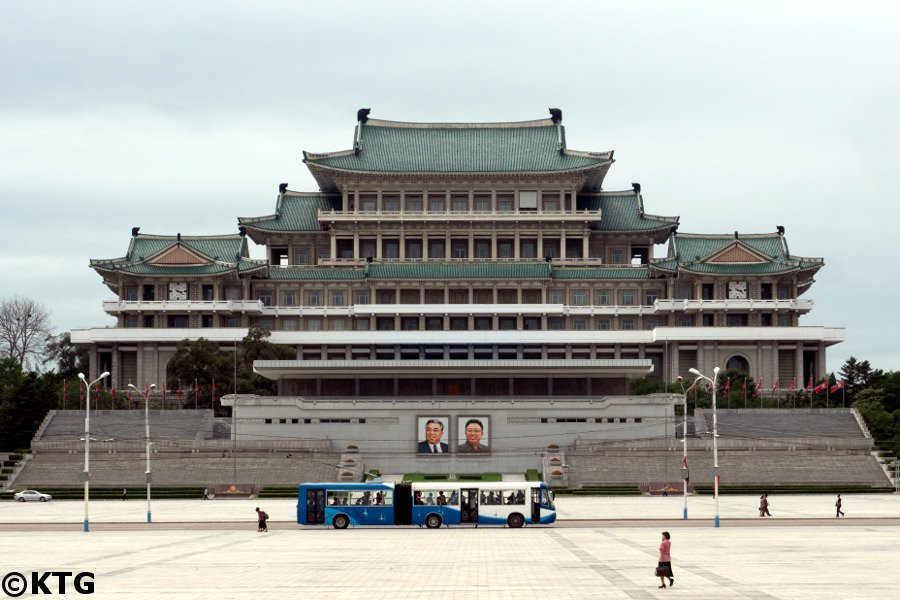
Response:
728,281,748,300
168,282,188,301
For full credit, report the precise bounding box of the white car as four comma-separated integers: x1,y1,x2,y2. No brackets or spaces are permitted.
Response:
13,490,52,502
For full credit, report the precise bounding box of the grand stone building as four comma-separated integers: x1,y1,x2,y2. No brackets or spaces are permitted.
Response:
72,110,844,474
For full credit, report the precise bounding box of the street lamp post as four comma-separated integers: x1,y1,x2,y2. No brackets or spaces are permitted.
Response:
689,366,721,528
676,376,702,520
128,383,156,523
78,371,109,533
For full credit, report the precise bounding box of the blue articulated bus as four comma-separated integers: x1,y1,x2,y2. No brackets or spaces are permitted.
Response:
298,481,556,529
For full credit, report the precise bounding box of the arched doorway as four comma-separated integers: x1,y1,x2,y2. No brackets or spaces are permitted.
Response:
725,355,750,373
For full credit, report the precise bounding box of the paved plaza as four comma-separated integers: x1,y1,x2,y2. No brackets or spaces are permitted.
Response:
1,495,898,599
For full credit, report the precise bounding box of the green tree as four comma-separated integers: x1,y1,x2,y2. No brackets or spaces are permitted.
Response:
0,358,60,450
43,332,89,379
166,337,233,410
852,397,894,439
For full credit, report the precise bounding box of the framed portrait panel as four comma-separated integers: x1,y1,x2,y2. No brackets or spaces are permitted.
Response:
416,415,450,454
457,416,490,454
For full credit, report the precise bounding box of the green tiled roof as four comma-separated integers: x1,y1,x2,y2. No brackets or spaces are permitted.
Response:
267,267,365,281
663,233,824,277
239,193,340,232
304,118,612,174
90,234,266,277
367,262,552,279
552,267,649,280
577,192,678,231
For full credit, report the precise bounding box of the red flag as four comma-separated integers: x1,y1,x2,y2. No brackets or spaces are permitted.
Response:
194,379,199,409
178,385,183,403
686,380,697,394
63,381,68,407
830,380,845,393
724,379,731,393
813,381,828,393
772,379,779,393
683,455,689,484
789,380,795,391
806,378,813,391
754,382,762,396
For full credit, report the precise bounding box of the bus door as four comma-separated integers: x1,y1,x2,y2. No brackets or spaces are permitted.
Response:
394,483,412,525
531,488,542,524
306,488,325,524
460,488,479,523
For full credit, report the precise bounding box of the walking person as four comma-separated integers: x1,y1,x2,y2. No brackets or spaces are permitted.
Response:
656,531,674,589
835,494,844,518
255,507,269,532
122,488,128,501
759,493,771,517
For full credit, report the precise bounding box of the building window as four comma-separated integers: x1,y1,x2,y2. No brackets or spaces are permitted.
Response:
644,318,657,330
355,290,369,305
383,240,399,258
497,197,514,212
497,241,513,258
224,316,239,327
596,290,610,306
451,240,467,259
401,317,419,331
201,315,213,328
258,318,274,331
125,315,139,328
450,317,467,330
702,314,715,327
451,196,468,212
125,286,138,301
295,249,310,265
778,314,791,326
499,317,516,330
474,240,491,258
376,317,394,331
611,249,625,263
523,317,540,330
406,196,422,213
283,292,296,306
676,286,693,300
259,292,272,306
425,317,443,330
307,291,321,306
406,240,422,258
474,317,491,330
282,318,298,331
428,196,445,212
520,239,537,258
548,317,564,330
354,318,370,331
619,291,636,305
543,197,560,212
572,289,588,306
383,197,400,212
645,290,659,305
304,318,320,331
548,289,563,304
678,315,694,326
331,291,345,306
760,314,772,326
777,285,791,300
621,319,634,331
597,319,610,331
573,318,587,330
726,314,748,327
330,318,346,331
318,247,330,260
429,240,445,259
474,196,491,212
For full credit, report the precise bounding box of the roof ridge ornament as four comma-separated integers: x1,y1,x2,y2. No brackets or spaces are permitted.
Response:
549,108,563,154
354,108,371,155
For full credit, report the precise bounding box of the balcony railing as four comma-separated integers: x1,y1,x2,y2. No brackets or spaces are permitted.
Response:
316,256,608,266
103,299,264,314
653,299,813,313
318,208,601,221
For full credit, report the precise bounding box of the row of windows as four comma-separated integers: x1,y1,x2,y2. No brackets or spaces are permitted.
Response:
350,190,568,214
331,239,630,261
256,289,662,306
123,313,792,330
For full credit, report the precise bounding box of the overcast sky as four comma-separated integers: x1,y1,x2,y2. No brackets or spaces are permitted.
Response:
2,1,897,373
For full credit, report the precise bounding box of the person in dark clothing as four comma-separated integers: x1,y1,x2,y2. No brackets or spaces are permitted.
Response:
255,507,269,532
835,494,844,517
760,494,772,517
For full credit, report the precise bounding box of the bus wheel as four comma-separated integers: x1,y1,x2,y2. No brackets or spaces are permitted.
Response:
507,513,525,528
425,514,442,529
332,514,350,529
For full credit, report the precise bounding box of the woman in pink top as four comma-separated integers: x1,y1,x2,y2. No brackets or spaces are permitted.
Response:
657,531,674,588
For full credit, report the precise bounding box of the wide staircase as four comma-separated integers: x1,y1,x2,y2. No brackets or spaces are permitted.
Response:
567,409,893,491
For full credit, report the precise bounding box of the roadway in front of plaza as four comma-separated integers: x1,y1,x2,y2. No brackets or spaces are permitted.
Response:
1,494,898,599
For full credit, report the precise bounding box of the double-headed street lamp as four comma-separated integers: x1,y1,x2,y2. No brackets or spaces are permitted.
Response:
78,371,109,533
676,375,702,520
689,366,721,528
128,383,156,523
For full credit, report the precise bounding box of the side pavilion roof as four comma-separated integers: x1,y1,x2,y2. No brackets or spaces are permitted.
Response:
238,192,339,241
651,231,824,280
89,232,267,279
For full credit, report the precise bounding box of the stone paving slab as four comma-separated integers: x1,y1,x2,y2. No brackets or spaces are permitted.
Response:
0,495,898,598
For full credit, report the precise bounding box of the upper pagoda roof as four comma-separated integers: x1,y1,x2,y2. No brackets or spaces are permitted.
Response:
89,231,267,280
577,190,678,240
302,110,614,190
652,231,824,279
238,192,339,240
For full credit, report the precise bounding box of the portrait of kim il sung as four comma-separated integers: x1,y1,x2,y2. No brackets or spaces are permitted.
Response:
417,416,450,454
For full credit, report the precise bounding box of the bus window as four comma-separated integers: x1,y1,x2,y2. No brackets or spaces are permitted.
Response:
327,491,349,506
373,490,392,506
350,490,373,506
502,489,525,505
541,489,555,508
